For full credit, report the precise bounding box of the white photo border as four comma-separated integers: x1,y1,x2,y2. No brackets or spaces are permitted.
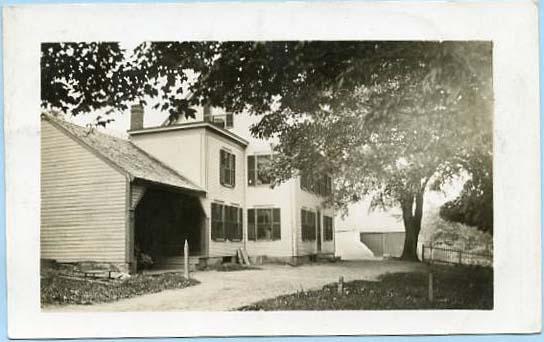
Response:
3,1,541,338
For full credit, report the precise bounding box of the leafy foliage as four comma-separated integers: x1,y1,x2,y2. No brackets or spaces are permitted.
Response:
440,178,493,233
421,207,493,255
41,42,130,117
241,42,493,260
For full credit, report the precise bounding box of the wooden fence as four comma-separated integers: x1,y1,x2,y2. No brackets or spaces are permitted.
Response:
421,245,493,267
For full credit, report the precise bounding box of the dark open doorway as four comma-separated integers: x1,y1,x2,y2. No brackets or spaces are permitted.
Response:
134,188,205,270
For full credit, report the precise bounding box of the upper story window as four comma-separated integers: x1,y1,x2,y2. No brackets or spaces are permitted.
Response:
300,173,332,197
220,150,236,187
301,209,317,241
247,208,281,241
247,154,272,186
206,113,234,129
211,203,243,242
323,215,334,241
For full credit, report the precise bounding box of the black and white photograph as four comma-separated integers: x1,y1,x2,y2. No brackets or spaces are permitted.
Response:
39,40,494,312
3,2,540,338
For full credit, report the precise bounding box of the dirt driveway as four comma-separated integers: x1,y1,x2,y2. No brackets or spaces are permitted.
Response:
44,260,426,312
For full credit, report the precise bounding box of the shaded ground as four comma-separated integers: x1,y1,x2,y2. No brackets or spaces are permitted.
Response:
204,262,261,272
239,265,493,310
43,260,426,311
41,270,198,306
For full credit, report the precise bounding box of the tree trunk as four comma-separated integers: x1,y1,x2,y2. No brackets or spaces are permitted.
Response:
400,190,424,261
401,220,420,261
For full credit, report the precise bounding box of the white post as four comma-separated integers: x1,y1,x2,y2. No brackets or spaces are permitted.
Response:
337,276,344,295
184,239,189,279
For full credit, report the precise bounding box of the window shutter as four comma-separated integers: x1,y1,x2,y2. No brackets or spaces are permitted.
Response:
301,210,306,240
231,154,236,187
225,206,232,240
238,208,243,241
219,150,225,185
272,208,281,240
247,209,256,241
211,203,225,240
248,155,255,186
311,211,317,240
324,216,333,241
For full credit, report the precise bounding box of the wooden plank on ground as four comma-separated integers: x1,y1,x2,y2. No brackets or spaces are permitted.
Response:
236,248,244,265
241,247,251,265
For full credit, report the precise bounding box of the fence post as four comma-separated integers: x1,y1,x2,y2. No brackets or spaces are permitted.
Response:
422,244,425,263
429,245,433,264
184,239,189,279
337,276,344,295
458,250,462,265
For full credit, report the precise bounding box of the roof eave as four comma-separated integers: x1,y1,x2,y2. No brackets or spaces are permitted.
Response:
132,177,206,196
128,122,249,148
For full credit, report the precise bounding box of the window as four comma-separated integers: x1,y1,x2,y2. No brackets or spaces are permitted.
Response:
323,216,333,241
226,113,234,128
248,154,272,186
211,203,243,241
247,208,281,241
220,150,236,187
206,113,233,129
300,173,332,196
301,209,316,241
212,116,226,128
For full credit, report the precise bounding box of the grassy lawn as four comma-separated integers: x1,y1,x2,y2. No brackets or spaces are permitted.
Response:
41,269,199,306
239,264,493,310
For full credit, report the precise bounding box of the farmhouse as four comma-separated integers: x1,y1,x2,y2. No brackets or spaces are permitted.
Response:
41,105,335,273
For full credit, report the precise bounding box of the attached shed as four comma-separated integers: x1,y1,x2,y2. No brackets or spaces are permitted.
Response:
41,113,205,273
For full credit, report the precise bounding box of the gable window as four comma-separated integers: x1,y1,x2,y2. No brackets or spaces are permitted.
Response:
220,149,236,187
300,173,332,197
211,203,242,241
301,209,317,241
323,215,334,241
248,154,272,186
247,208,281,241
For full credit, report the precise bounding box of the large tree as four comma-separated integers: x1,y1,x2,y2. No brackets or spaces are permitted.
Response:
41,41,493,261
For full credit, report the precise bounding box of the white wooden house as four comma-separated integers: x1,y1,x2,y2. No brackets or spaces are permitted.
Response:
41,105,336,273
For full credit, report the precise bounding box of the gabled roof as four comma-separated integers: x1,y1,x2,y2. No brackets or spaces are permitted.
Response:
42,113,205,195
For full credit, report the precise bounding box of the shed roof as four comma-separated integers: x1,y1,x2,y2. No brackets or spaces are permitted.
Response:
42,113,205,194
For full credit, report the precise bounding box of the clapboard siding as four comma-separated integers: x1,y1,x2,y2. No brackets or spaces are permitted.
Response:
205,132,246,257
245,180,295,258
41,120,128,263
